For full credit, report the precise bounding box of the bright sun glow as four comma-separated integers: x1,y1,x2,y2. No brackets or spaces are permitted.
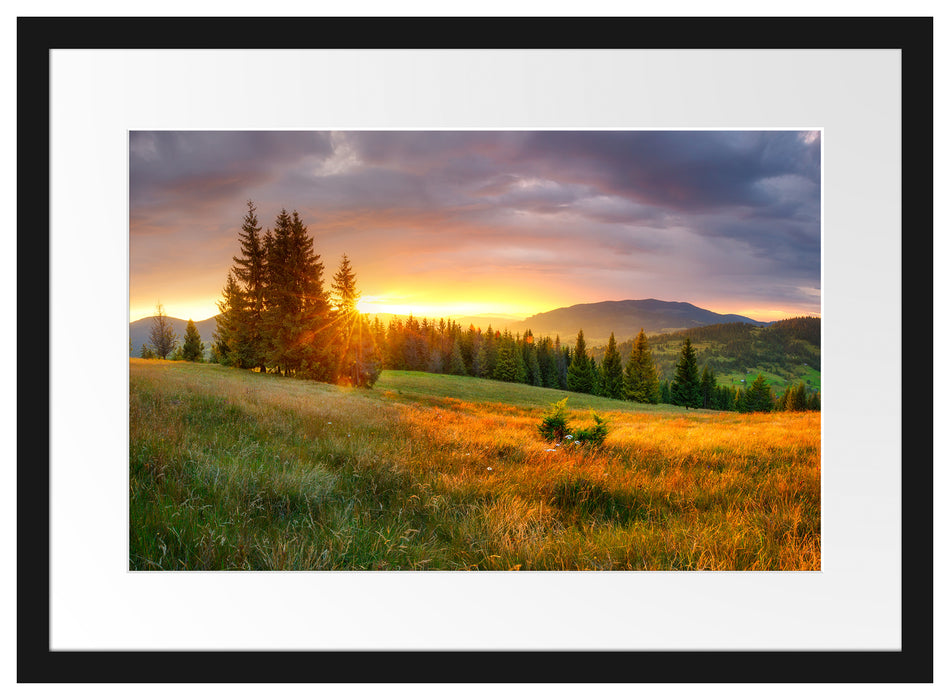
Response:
355,294,535,320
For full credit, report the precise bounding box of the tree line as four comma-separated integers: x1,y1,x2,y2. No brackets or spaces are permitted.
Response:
368,317,817,413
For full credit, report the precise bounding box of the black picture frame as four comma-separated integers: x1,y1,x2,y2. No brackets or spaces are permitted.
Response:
18,15,933,684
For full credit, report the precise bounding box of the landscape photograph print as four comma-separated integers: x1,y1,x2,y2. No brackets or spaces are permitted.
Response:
129,129,822,571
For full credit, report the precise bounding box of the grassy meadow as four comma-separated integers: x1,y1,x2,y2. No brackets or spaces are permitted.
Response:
129,359,821,571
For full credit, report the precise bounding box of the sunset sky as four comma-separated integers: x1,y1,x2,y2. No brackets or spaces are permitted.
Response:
129,130,821,324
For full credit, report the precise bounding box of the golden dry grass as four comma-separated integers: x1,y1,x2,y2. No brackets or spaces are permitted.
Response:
130,360,820,570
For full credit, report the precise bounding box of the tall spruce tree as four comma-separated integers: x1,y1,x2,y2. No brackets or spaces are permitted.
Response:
670,337,702,409
538,337,558,388
448,337,468,376
566,329,593,394
470,333,488,377
556,337,570,389
744,374,774,413
589,356,603,396
331,253,359,313
699,365,716,409
623,328,660,404
231,201,267,371
181,319,204,362
493,332,525,383
262,210,295,374
660,380,671,404
147,303,178,359
263,209,329,378
483,325,498,378
783,381,809,412
600,332,625,399
213,271,243,366
526,343,542,386
329,253,380,387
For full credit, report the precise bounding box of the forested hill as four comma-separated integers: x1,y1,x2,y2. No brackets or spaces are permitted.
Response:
591,317,821,388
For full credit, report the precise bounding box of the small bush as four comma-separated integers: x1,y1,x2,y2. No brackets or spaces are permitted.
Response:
538,399,609,447
538,398,569,442
573,412,609,447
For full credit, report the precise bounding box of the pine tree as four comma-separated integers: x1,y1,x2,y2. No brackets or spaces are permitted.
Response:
330,253,359,313
328,253,380,386
537,337,558,388
526,343,542,386
448,337,468,375
492,332,525,383
139,344,155,359
600,332,625,399
181,319,205,362
670,337,702,409
623,328,660,404
589,356,603,396
147,303,178,359
566,329,593,394
261,211,294,374
263,209,329,378
512,334,527,383
784,381,808,412
483,325,498,378
471,333,488,377
557,339,570,390
699,365,716,409
744,374,774,412
735,387,747,412
660,380,671,404
213,271,243,367
231,201,268,371
715,385,735,411
462,325,478,371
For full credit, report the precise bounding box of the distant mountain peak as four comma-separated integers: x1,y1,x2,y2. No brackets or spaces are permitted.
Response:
520,299,766,345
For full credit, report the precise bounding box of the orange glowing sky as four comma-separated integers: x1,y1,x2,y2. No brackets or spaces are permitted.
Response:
129,130,821,326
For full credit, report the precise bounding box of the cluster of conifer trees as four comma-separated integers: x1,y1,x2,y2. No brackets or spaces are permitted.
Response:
367,317,669,403
664,337,819,413
211,202,382,387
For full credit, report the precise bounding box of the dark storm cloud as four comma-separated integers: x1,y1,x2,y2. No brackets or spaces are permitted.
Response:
129,131,334,209
518,130,820,212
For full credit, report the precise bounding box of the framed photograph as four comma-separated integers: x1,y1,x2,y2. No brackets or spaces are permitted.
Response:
20,15,932,684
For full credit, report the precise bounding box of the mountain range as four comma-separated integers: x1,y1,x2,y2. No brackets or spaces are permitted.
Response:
129,299,771,356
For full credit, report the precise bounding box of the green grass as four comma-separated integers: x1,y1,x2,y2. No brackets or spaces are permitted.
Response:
373,369,677,414
130,359,821,571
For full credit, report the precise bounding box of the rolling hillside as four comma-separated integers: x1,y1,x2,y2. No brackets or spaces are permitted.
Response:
590,317,821,393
